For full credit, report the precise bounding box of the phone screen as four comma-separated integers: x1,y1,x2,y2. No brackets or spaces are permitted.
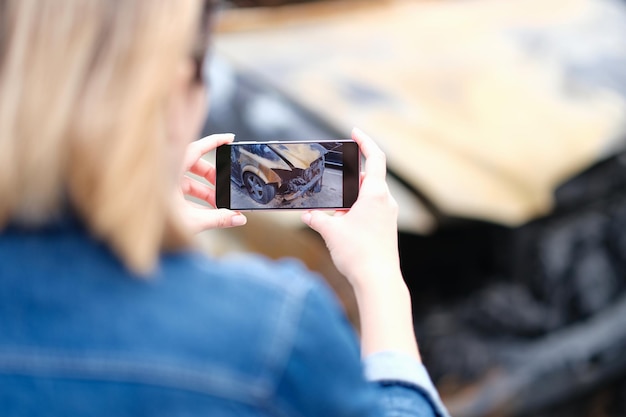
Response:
215,140,360,210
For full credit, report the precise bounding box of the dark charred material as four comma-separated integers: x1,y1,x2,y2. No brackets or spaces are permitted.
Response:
409,152,626,417
444,293,626,417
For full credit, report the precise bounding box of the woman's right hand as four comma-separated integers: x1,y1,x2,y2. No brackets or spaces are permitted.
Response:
301,128,420,359
301,128,401,289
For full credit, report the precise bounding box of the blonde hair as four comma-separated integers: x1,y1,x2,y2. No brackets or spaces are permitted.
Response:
0,0,205,274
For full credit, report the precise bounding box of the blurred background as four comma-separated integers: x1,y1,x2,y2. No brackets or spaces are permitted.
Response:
199,0,626,415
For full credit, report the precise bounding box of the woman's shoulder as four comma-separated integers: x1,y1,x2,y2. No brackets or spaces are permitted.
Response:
156,247,352,351
147,250,355,400
0,230,350,404
162,249,328,297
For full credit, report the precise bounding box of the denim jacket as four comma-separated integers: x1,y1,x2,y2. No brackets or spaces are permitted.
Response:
0,218,449,417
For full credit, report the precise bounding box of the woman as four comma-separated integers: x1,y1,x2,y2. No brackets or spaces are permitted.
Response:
0,1,449,416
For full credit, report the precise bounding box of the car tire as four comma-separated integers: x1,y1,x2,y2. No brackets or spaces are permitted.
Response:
243,172,276,204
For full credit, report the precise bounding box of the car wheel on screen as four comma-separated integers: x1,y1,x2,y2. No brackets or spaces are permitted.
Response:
243,172,276,204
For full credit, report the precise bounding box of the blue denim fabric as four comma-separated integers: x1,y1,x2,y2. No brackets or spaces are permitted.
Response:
364,351,449,417
0,218,446,417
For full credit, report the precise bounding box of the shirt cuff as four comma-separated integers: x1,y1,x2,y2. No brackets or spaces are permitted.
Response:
363,351,451,417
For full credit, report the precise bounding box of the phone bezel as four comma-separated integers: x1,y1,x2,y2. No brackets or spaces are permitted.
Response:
215,139,360,210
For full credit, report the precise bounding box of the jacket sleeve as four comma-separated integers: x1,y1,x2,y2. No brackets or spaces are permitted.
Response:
271,276,449,417
365,351,451,417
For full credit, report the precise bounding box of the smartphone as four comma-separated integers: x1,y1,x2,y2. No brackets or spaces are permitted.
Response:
215,139,360,210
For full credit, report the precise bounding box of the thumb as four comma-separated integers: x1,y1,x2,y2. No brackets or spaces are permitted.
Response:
301,210,333,236
202,209,247,230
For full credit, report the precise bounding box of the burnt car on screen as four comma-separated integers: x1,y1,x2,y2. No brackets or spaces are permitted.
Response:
231,143,327,205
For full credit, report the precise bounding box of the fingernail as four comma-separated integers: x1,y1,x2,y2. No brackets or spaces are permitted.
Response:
301,212,312,224
231,214,247,226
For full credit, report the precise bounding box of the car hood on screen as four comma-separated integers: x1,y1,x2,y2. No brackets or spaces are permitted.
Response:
269,144,324,169
242,150,292,171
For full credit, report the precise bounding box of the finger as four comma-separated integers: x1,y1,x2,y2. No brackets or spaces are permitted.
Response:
352,128,387,180
203,208,247,229
183,133,234,171
188,157,217,184
181,176,216,207
189,133,235,157
301,210,334,236
359,172,366,187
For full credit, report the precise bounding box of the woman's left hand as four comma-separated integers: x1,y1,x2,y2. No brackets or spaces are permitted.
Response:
177,134,247,233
